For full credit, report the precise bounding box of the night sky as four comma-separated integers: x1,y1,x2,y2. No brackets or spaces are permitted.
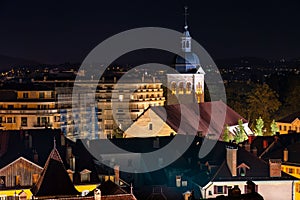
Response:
0,0,300,64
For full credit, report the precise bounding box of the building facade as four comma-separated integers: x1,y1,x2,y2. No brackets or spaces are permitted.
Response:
0,80,165,139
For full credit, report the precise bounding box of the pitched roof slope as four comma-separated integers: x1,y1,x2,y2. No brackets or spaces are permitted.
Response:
278,111,300,123
151,101,247,136
31,145,79,197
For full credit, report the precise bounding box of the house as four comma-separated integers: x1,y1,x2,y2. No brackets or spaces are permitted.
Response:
250,134,300,200
276,111,300,134
30,142,80,198
124,101,253,140
83,135,297,200
0,157,43,188
29,142,137,200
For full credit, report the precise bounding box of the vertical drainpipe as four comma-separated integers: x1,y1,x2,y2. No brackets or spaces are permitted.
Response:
292,180,295,200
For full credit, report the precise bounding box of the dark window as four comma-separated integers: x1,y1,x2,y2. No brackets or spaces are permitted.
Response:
23,93,28,98
7,105,14,109
148,123,153,130
7,117,13,123
39,92,45,99
21,105,27,109
21,117,27,127
0,176,5,188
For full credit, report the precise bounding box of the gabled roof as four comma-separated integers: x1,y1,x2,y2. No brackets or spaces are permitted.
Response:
150,101,247,137
0,157,43,173
211,147,297,182
87,180,127,196
31,146,80,197
278,111,300,123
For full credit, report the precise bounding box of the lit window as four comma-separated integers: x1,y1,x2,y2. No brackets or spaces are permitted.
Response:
171,82,176,94
80,169,91,183
32,174,39,185
178,82,184,94
186,82,192,94
15,175,21,186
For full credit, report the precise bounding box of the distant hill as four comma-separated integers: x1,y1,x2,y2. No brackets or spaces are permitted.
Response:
0,55,40,72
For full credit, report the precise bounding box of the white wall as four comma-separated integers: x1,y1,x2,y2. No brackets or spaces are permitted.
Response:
203,180,294,200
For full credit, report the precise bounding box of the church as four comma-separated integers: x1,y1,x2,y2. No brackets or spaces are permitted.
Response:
167,7,205,105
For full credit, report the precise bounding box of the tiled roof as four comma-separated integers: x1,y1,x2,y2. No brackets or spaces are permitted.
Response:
151,101,247,136
212,147,296,182
31,146,80,197
86,180,127,196
250,134,300,164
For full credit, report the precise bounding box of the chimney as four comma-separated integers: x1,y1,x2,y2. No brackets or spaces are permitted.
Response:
251,147,257,156
114,76,117,83
152,76,156,83
28,134,32,149
269,159,282,177
141,74,145,82
60,132,65,146
94,189,101,200
226,147,237,177
33,150,39,163
248,135,254,144
102,76,105,82
283,148,288,162
66,146,72,164
244,143,251,152
70,156,76,171
114,165,120,185
153,137,160,148
263,140,268,149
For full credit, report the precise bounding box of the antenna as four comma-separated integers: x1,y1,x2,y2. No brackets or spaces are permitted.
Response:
184,6,189,30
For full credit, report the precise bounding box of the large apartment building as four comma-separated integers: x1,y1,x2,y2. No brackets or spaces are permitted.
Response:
0,78,165,139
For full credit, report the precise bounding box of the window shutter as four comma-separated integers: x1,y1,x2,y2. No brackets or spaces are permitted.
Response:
223,186,227,194
214,186,217,194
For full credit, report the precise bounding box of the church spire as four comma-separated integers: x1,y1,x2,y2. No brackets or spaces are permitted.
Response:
184,6,189,30
182,6,191,52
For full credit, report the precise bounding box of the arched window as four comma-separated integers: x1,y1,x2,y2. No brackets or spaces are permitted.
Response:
171,82,177,94
178,82,184,94
185,41,190,49
196,82,203,94
186,82,192,94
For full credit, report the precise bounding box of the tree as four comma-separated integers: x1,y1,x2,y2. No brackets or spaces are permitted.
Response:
270,120,279,136
254,116,264,136
234,119,246,143
246,83,281,130
223,124,230,142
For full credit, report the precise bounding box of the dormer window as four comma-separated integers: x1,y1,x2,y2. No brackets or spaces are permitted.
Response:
80,169,91,183
237,163,250,176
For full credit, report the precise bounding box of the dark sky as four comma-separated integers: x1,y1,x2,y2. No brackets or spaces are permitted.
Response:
0,0,300,64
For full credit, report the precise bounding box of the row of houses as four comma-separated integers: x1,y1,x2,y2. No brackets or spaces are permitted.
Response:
0,129,299,199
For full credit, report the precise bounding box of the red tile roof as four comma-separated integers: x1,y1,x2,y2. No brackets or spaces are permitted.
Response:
151,101,247,136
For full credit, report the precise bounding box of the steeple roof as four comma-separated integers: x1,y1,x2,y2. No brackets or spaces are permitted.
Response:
31,139,79,197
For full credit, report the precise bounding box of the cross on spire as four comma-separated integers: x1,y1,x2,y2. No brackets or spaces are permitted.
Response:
184,6,189,30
